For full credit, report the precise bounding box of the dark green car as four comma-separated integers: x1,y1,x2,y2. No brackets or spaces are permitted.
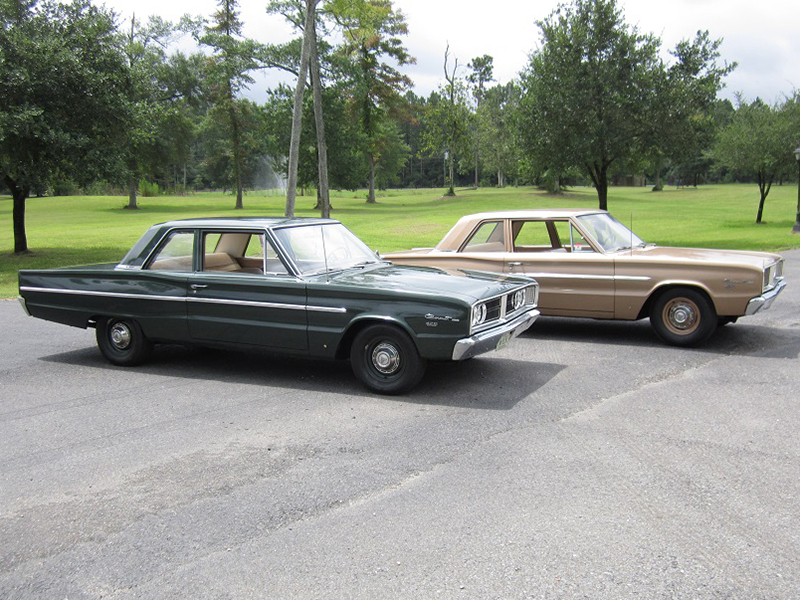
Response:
18,218,540,394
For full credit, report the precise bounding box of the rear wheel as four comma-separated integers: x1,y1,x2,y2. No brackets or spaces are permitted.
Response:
650,288,716,347
350,324,426,395
96,317,152,366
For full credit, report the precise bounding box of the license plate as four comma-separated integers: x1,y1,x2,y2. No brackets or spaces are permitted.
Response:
496,332,511,350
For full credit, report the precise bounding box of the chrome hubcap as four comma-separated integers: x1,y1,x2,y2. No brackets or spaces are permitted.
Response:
371,342,401,375
666,300,698,332
110,322,132,350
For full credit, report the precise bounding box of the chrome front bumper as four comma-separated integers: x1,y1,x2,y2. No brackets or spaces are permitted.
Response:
452,309,540,361
745,279,787,315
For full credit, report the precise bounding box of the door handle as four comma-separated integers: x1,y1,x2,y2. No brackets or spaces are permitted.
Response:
190,284,208,290
508,262,522,267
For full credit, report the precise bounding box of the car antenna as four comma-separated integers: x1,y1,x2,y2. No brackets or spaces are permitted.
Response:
630,212,634,255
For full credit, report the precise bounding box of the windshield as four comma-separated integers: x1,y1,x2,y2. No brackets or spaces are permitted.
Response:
576,213,646,253
273,223,380,275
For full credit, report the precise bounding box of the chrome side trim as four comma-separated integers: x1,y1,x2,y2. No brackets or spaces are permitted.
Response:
19,286,347,314
185,296,347,313
19,286,186,302
522,272,651,282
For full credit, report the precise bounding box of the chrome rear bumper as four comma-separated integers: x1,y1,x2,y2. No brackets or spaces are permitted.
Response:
452,309,539,361
17,296,31,316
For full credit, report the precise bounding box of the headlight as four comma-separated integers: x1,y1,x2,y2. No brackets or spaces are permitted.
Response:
472,303,487,327
512,289,525,310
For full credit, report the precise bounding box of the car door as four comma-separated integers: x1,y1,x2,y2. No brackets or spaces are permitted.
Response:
186,230,308,351
135,228,195,342
505,219,615,317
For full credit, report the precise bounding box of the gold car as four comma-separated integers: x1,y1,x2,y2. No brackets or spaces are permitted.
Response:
384,209,786,346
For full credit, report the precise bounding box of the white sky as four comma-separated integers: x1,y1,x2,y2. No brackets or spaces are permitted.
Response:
102,0,800,104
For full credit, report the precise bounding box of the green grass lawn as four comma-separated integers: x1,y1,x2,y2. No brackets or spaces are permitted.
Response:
2,183,799,297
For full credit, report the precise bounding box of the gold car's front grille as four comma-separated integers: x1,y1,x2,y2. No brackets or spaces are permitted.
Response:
764,260,784,292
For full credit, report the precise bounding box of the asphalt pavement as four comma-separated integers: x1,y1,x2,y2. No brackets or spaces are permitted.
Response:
1,250,799,599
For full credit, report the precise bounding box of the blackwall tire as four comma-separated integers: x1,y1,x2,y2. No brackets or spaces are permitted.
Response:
350,324,426,395
96,317,153,366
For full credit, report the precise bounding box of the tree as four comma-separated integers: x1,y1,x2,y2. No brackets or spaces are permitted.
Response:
332,0,414,203
647,31,735,190
518,0,663,209
479,82,520,187
423,46,472,196
714,97,794,223
263,81,366,198
467,55,494,187
0,0,128,253
120,14,186,208
282,0,318,217
198,0,264,209
269,0,332,218
198,98,269,194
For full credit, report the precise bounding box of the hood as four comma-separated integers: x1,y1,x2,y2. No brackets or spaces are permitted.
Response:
625,245,781,269
322,263,532,304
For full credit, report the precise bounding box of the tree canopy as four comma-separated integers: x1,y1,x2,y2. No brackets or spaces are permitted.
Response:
0,0,129,252
518,0,731,209
714,97,797,223
5,0,798,254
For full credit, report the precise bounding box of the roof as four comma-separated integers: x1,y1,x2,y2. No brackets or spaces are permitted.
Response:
455,209,607,222
153,216,339,229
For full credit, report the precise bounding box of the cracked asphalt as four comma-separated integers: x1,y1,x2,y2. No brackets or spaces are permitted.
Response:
1,250,799,599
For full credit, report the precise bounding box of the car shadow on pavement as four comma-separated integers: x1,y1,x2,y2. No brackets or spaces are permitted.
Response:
39,345,565,410
528,316,665,347
527,315,800,358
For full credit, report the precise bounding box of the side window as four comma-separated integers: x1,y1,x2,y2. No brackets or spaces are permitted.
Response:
262,236,290,275
147,231,194,271
202,232,242,273
462,221,505,252
553,221,595,253
244,235,263,259
204,233,222,254
512,221,553,251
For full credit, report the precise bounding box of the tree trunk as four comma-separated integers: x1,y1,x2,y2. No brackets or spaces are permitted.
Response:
474,150,478,188
285,0,317,218
126,173,138,209
309,21,330,218
652,167,663,192
756,170,773,224
229,96,244,210
587,162,609,211
595,173,608,211
367,155,376,203
5,176,30,254
445,147,455,196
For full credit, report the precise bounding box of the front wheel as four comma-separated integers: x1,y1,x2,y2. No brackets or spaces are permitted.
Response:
350,324,427,395
96,317,153,366
650,288,716,347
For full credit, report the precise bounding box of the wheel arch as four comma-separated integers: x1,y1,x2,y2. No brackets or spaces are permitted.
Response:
335,315,417,360
637,282,716,320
